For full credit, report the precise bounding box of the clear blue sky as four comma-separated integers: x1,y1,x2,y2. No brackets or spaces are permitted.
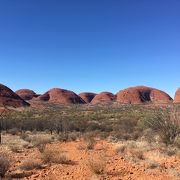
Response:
0,0,179,97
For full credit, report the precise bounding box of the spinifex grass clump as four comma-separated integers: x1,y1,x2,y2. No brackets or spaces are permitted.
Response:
88,154,106,175
0,153,10,178
143,108,180,145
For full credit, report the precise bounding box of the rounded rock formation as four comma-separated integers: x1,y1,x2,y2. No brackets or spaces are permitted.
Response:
91,92,116,104
16,89,38,100
116,86,172,104
174,88,180,103
0,84,30,107
38,88,85,104
78,92,97,103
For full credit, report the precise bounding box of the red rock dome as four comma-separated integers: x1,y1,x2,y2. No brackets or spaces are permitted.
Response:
116,86,172,104
174,88,180,103
38,88,85,104
78,92,97,103
91,92,116,104
16,89,38,100
0,84,30,107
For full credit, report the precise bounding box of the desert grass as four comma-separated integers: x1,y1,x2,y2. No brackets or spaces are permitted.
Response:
88,154,106,175
41,148,70,164
0,152,10,178
32,135,53,153
20,159,42,170
9,144,23,153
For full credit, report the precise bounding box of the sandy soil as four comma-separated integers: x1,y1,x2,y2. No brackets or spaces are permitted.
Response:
1,137,179,180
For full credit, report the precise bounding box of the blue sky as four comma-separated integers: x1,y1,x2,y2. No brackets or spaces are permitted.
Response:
0,0,179,97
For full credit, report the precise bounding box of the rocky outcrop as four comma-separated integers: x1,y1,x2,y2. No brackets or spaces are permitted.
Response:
16,89,38,100
174,88,180,103
78,92,96,103
91,92,116,104
0,84,30,107
38,88,85,104
116,86,172,104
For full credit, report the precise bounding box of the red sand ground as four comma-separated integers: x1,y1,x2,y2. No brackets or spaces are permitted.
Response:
7,140,180,180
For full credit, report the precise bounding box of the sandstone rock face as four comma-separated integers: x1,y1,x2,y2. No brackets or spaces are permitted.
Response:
38,88,85,104
0,84,30,107
116,86,172,104
78,92,97,103
91,92,116,104
174,88,180,103
16,89,38,100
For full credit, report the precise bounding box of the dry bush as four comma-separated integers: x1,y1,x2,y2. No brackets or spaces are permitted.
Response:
0,153,10,178
78,139,96,150
9,144,23,153
144,109,180,145
78,133,96,150
174,137,180,149
115,144,127,154
126,141,137,149
51,136,55,141
9,171,33,179
146,161,159,169
141,128,156,143
57,133,69,142
98,132,109,140
41,149,69,164
77,143,86,150
88,154,106,175
20,159,42,170
86,138,96,150
129,149,145,160
83,134,96,150
37,143,46,153
68,132,80,141
32,136,52,153
20,132,31,142
8,128,19,135
166,149,177,156
22,142,33,149
162,147,178,156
